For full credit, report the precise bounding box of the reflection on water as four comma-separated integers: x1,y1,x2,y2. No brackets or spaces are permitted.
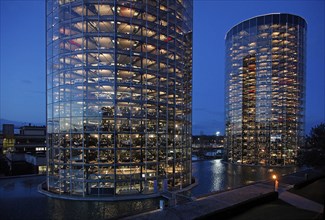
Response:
0,176,159,219
191,159,298,196
46,197,158,219
0,160,298,219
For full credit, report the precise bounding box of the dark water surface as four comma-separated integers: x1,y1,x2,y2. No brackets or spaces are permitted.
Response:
191,159,297,196
0,159,298,219
0,176,159,219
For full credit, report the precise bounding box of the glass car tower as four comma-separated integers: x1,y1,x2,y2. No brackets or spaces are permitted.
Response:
225,13,306,166
46,0,193,197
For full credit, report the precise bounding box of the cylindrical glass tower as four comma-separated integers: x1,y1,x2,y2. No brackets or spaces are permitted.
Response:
225,13,306,166
46,0,193,197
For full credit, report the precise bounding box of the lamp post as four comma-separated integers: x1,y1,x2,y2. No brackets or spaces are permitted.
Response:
216,131,220,146
272,174,278,192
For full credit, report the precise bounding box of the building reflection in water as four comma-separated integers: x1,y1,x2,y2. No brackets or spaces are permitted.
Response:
191,159,297,195
0,161,298,219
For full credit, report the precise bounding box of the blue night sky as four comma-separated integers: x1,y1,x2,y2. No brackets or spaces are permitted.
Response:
0,0,324,135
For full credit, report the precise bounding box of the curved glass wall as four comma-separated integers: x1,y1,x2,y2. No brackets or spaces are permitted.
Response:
46,0,193,197
225,13,306,166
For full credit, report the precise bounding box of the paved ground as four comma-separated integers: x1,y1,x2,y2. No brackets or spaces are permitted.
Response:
279,191,323,213
227,174,325,220
230,177,325,220
289,177,325,205
230,200,322,220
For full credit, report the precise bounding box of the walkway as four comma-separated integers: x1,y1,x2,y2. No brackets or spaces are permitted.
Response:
125,182,276,219
276,169,324,213
126,169,324,220
279,191,323,213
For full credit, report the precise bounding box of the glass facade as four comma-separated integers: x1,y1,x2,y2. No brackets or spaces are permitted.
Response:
225,14,306,166
46,0,193,197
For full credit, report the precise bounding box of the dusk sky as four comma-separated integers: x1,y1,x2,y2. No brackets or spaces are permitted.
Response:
0,0,324,135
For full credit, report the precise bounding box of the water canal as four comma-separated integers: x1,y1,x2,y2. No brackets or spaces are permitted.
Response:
191,159,297,196
0,159,298,219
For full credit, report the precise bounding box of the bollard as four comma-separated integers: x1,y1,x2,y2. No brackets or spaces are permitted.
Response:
274,180,279,192
272,175,278,192
160,200,165,210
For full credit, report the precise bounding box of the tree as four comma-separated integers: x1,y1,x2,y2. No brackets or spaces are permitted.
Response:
298,123,325,167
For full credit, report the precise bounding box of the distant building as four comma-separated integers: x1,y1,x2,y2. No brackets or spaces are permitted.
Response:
225,13,306,166
192,135,224,147
46,0,193,197
192,135,224,160
1,124,15,155
0,124,46,175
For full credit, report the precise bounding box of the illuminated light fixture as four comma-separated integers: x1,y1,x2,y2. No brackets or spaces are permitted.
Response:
272,174,277,180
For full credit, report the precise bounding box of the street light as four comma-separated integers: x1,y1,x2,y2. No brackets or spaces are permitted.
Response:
272,174,276,180
272,174,278,192
215,131,220,146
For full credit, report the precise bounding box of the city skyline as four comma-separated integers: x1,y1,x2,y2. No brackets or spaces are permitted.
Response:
1,0,324,135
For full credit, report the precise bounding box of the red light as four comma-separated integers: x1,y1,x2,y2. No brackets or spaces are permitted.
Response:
164,36,173,42
69,40,81,47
